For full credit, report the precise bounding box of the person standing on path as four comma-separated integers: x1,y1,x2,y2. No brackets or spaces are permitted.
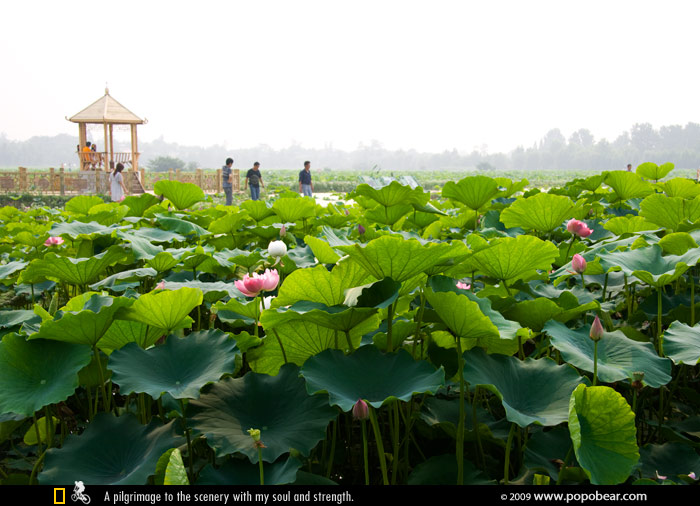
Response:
244,162,264,201
222,157,234,205
109,163,129,202
299,161,313,197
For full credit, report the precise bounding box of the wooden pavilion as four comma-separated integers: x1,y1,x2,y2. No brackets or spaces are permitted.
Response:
68,88,145,174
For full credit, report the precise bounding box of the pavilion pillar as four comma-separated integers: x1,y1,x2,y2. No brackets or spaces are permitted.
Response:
109,124,114,170
131,124,138,171
78,123,87,170
103,122,109,170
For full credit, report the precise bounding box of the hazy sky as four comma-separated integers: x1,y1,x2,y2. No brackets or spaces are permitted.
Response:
2,1,699,154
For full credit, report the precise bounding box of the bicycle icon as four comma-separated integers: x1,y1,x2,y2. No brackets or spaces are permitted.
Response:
72,481,91,504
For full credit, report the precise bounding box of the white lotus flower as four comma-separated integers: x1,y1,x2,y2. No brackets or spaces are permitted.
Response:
268,240,287,259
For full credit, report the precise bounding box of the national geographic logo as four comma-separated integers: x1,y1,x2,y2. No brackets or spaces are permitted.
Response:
53,488,65,505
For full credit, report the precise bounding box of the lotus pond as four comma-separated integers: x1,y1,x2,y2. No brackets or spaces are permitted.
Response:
1,165,700,486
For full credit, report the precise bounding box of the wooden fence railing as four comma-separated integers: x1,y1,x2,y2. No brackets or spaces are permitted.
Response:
0,168,240,195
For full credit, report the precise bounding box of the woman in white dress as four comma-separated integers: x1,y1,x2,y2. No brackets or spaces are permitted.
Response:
109,163,129,201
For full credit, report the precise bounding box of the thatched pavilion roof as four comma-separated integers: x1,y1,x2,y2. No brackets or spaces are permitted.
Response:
68,88,144,124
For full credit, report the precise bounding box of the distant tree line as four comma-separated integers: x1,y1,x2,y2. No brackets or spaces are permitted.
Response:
2,122,700,171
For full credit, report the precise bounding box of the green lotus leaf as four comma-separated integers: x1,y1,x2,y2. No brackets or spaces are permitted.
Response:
468,235,559,284
603,216,657,236
504,298,600,332
117,232,164,260
162,448,189,485
90,268,158,290
0,310,41,329
658,232,698,255
636,162,674,181
14,231,49,248
122,193,161,217
524,427,579,481
639,194,700,231
604,171,654,201
77,352,112,387
84,203,129,226
351,181,429,208
119,287,203,333
0,261,28,281
425,287,499,341
0,334,92,416
189,364,337,463
19,245,128,286
301,346,444,411
23,415,60,445
98,320,165,355
662,177,700,199
146,252,181,273
343,277,401,309
208,211,252,235
493,177,528,197
336,236,454,283
500,193,574,233
639,442,700,480
39,414,182,485
198,456,302,485
407,454,495,485
463,348,586,427
48,221,119,240
109,331,239,399
441,176,499,212
303,235,341,264
272,261,371,308
65,195,105,215
153,180,205,210
213,298,259,323
29,294,134,347
544,321,671,388
419,395,510,442
130,228,186,243
247,318,376,376
364,203,412,226
155,214,211,237
162,281,238,303
597,244,699,288
240,200,276,222
662,321,700,365
271,198,316,222
262,302,380,334
568,384,639,485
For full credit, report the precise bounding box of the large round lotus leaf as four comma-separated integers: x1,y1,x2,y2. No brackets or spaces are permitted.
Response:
604,171,654,201
154,180,205,211
407,455,494,485
636,162,674,181
351,181,429,208
262,302,379,334
304,236,341,264
658,232,698,255
119,287,203,332
39,414,181,485
467,235,559,284
301,346,444,411
0,334,91,416
90,268,158,290
272,261,371,308
240,200,276,222
663,177,700,199
639,442,700,480
419,396,511,442
117,232,164,260
197,456,302,485
48,221,118,241
462,348,585,427
336,236,455,283
84,203,129,226
109,331,239,399
121,193,161,217
30,294,134,347
603,216,657,236
441,176,499,211
500,193,574,233
247,319,375,376
0,310,40,329
155,215,211,237
544,321,672,388
19,246,128,286
271,198,316,222
189,364,337,463
568,384,639,485
146,252,180,273
425,288,499,340
0,261,28,280
65,195,105,215
597,244,700,288
163,281,239,303
364,203,412,226
98,319,164,355
662,321,700,365
639,194,700,231
208,211,252,235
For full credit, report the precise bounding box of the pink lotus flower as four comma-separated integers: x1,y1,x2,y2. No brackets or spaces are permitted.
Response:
656,470,667,480
156,280,165,290
571,254,586,274
456,281,471,290
689,472,696,480
566,219,593,238
352,399,369,420
590,315,604,342
44,236,64,247
235,269,279,297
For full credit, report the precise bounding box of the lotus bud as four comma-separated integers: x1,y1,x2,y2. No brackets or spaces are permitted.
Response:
656,471,667,481
571,254,586,274
358,224,366,236
156,280,165,290
48,292,59,316
280,225,287,237
689,472,697,480
631,371,645,392
247,428,266,449
589,315,604,342
268,240,287,259
456,281,470,290
352,399,369,421
566,219,594,238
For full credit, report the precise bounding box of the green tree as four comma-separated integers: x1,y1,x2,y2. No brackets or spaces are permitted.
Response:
147,156,185,172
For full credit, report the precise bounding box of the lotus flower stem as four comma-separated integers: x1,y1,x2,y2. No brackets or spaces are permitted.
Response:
564,236,576,263
503,422,517,484
390,402,400,484
93,346,110,413
32,412,42,456
325,419,337,479
179,399,194,481
385,302,395,353
593,340,599,386
44,405,53,450
361,419,369,485
657,288,664,356
258,448,264,485
29,450,46,485
472,386,485,470
602,272,609,301
580,273,586,293
412,290,426,359
690,269,695,326
367,407,389,485
271,329,288,364
455,334,466,484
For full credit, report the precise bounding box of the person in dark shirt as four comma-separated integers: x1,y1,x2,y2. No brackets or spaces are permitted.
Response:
299,161,313,197
244,162,264,201
222,157,234,205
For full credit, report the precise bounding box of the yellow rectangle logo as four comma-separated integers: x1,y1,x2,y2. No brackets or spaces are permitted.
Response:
54,488,66,505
